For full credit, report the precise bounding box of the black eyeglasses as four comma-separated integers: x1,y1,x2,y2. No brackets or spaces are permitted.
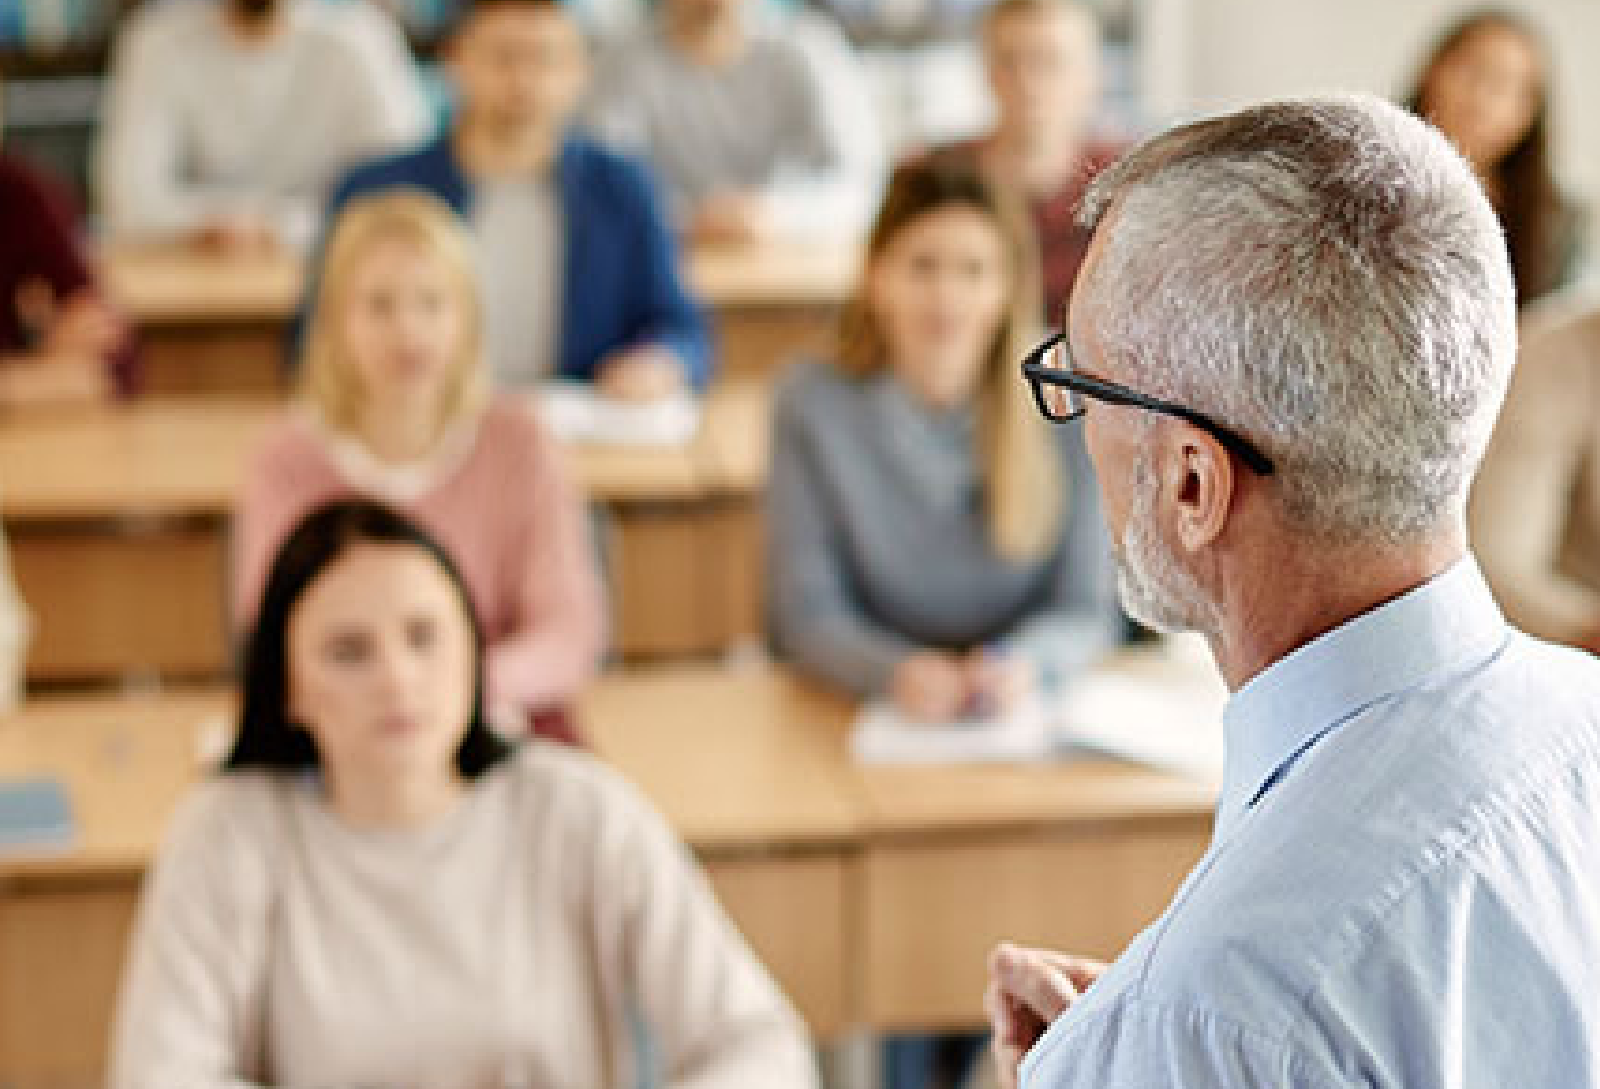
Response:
1020,332,1276,476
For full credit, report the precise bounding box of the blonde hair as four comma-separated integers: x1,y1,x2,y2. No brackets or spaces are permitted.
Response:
300,190,487,439
836,161,1061,563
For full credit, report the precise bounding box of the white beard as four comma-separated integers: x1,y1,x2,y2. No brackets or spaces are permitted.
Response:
1114,455,1222,636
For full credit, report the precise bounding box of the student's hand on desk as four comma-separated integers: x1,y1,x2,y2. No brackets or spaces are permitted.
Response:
964,650,1034,715
192,213,280,255
891,650,970,722
688,192,767,246
597,346,686,402
38,291,125,360
985,942,1107,1089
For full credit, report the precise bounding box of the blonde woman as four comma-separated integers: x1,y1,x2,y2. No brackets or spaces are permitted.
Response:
234,191,603,739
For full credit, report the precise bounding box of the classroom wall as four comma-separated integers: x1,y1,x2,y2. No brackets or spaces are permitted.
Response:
1152,0,1600,270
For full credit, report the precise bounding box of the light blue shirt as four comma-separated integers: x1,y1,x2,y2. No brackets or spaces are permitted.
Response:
1022,557,1600,1088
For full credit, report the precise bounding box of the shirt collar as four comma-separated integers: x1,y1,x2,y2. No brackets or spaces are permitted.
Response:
1215,555,1510,839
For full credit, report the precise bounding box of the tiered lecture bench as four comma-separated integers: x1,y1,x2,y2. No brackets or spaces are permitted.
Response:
0,381,771,685
0,655,1218,1087
101,241,859,394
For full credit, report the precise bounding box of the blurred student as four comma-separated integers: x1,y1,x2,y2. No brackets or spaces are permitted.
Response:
766,161,1117,1089
2,73,129,405
584,0,881,245
98,0,428,252
326,0,709,400
234,192,602,739
112,498,819,1089
924,0,1124,323
1407,8,1584,305
1472,295,1600,653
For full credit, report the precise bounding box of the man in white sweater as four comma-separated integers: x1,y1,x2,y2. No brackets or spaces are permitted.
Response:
97,0,430,252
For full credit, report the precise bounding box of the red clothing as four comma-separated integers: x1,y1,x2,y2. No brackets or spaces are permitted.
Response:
929,137,1127,324
0,154,94,353
233,396,606,731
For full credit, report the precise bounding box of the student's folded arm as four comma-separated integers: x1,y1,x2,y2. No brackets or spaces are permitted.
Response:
587,765,821,1089
107,783,277,1089
765,382,918,696
483,416,606,711
1470,310,1600,642
619,156,715,389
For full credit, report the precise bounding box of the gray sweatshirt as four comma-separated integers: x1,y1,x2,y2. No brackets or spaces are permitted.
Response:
766,361,1120,697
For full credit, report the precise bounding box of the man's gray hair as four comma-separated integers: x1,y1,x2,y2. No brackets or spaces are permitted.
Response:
1077,94,1517,544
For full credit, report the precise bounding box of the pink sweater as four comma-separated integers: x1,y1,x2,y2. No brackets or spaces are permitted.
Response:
234,397,604,715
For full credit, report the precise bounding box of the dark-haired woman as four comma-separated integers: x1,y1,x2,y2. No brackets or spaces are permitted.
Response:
1407,9,1585,305
110,499,819,1089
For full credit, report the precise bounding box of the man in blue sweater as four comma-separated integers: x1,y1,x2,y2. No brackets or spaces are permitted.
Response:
324,0,711,398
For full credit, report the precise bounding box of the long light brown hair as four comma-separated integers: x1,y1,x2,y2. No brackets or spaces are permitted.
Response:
300,190,488,439
1407,9,1566,305
837,161,1060,563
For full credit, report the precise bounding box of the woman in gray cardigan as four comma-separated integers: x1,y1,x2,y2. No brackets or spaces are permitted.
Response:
768,160,1118,724
766,157,1118,1089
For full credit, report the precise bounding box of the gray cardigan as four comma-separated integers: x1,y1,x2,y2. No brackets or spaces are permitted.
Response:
766,362,1120,697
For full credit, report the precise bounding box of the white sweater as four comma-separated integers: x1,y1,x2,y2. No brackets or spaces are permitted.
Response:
97,0,430,249
109,745,820,1089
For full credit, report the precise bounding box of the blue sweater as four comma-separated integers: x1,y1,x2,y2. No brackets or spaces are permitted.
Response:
324,130,713,387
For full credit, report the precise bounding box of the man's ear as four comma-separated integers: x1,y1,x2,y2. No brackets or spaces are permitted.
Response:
1168,427,1234,554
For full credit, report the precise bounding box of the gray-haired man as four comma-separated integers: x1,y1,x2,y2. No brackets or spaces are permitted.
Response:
995,95,1600,1088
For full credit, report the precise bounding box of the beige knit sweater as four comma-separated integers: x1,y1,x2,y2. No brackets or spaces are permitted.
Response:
109,745,820,1089
1472,297,1600,643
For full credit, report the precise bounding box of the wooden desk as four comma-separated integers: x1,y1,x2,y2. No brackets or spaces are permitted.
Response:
102,242,857,393
685,243,857,374
0,388,771,683
0,658,1218,1084
102,247,301,396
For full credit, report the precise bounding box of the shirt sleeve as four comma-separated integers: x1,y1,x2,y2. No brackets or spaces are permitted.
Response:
4,160,95,305
1469,306,1600,642
765,371,919,696
1022,996,1338,1089
1004,428,1121,688
107,782,277,1089
483,408,606,712
585,764,820,1089
617,157,715,388
97,14,219,241
753,15,883,242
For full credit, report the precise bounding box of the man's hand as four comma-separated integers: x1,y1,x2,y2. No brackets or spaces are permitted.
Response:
985,942,1107,1089
192,212,279,254
596,346,687,403
687,192,767,246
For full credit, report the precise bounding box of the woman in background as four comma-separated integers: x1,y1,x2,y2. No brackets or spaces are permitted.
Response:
112,499,819,1089
0,70,130,405
1407,9,1585,305
765,160,1118,1089
234,191,602,739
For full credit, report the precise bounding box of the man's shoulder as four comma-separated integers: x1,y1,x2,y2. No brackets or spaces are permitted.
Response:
334,139,451,202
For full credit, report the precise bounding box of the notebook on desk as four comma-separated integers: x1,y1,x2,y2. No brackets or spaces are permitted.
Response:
0,776,76,856
535,382,701,446
852,648,1227,780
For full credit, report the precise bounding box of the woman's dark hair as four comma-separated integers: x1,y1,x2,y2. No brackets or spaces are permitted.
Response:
225,498,512,778
1406,8,1566,304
